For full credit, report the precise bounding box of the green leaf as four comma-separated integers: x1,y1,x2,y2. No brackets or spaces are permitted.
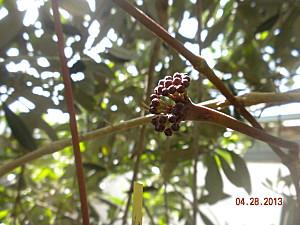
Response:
199,210,215,225
2,103,37,151
204,154,223,195
60,0,90,16
0,1,22,50
83,162,106,172
199,192,230,205
105,46,138,62
219,151,252,194
255,13,279,34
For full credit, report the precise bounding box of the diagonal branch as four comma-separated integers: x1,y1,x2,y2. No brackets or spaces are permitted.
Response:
185,103,298,151
201,92,300,109
0,116,153,178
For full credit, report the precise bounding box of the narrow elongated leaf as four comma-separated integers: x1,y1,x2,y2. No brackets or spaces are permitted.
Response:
83,163,106,172
2,103,36,151
205,154,223,195
105,46,138,62
199,210,215,225
229,151,252,194
199,192,230,205
255,13,279,34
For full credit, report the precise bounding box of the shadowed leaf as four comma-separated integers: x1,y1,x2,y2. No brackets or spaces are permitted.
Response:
2,103,36,151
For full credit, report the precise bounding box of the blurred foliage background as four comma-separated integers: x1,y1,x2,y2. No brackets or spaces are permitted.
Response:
0,0,299,224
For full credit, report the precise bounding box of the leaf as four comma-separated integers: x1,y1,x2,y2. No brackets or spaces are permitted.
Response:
74,88,96,111
204,154,223,195
32,34,58,57
21,113,58,141
43,18,81,37
60,0,90,16
2,103,37,151
95,63,114,78
83,163,106,172
0,1,22,50
199,210,215,225
199,192,230,205
105,46,138,62
255,13,279,34
229,151,252,194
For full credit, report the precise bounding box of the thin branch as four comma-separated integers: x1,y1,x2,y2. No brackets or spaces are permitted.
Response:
201,92,300,109
192,154,198,225
164,182,169,224
12,166,25,225
185,103,299,152
51,1,89,224
0,116,153,178
144,204,156,225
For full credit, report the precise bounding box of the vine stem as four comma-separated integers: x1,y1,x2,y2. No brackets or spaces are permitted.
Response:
51,0,89,224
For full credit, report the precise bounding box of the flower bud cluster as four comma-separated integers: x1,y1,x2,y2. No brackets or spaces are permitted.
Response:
149,72,190,136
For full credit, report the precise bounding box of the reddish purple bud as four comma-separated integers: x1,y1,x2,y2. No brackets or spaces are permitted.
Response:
164,80,172,88
162,88,169,96
168,115,177,123
158,115,168,124
157,85,164,95
151,98,160,107
173,73,182,78
167,85,176,94
183,75,190,82
173,77,182,85
164,128,173,136
176,85,185,93
165,76,173,80
158,79,165,86
171,123,180,131
150,94,159,100
149,107,157,114
151,117,158,125
155,124,165,132
182,79,190,88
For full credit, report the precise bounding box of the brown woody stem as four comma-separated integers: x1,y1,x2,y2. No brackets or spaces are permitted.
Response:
184,103,299,152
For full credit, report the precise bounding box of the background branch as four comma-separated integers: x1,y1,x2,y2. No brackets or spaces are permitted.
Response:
201,92,300,109
0,116,152,178
122,2,167,224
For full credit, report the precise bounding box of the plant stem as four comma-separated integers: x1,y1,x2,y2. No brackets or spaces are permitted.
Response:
0,115,153,178
185,103,299,152
201,92,300,109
